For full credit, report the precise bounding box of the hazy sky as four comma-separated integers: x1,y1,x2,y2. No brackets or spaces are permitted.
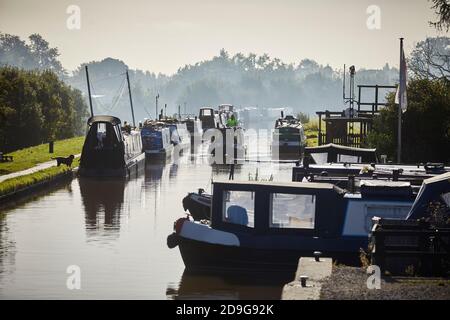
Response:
0,0,446,74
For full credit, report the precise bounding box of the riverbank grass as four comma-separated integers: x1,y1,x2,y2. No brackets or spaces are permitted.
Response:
304,119,320,147
0,159,79,197
0,136,84,175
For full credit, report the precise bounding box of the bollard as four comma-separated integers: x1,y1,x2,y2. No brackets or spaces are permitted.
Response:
49,141,54,153
299,275,308,288
313,251,322,262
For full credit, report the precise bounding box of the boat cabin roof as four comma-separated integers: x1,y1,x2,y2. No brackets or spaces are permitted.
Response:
407,172,450,219
87,115,121,126
210,179,346,237
304,143,378,164
213,179,337,191
306,143,376,154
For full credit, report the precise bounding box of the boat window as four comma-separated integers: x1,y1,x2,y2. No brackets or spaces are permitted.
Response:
222,191,254,228
201,109,212,116
113,125,122,143
337,154,361,163
270,193,316,229
311,153,328,165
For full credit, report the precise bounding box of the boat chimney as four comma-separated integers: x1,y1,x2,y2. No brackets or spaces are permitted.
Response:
393,169,400,181
303,156,310,168
347,175,355,193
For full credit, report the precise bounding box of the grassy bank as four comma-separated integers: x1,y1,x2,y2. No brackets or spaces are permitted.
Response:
0,158,79,197
304,119,320,147
0,136,84,175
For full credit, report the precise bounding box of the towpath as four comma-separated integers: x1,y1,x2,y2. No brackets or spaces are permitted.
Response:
0,154,81,183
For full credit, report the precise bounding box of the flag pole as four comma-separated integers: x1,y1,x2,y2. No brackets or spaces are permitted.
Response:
397,37,404,164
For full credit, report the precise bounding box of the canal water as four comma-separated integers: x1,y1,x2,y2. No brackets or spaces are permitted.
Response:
0,141,295,299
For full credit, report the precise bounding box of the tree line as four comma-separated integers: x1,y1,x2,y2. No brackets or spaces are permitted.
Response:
1,1,449,159
367,78,450,163
0,66,88,152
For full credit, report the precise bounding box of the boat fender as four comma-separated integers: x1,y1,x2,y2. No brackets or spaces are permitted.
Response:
174,217,189,234
167,233,179,249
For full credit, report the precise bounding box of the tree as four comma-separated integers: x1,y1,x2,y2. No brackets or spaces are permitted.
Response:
0,33,65,76
68,50,402,120
0,66,88,152
0,33,34,70
409,37,450,80
28,34,65,76
368,78,450,163
429,0,450,31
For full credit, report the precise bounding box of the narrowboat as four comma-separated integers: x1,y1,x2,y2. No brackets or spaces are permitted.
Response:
218,104,234,113
208,127,246,164
272,114,306,160
79,115,144,177
304,143,378,165
167,173,450,275
217,104,238,128
158,119,192,156
141,120,174,159
199,107,217,131
207,105,246,164
174,122,191,152
182,117,203,145
293,161,448,188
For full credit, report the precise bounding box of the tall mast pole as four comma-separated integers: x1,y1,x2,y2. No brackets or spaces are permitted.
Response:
155,94,159,119
126,70,136,128
397,38,404,164
85,65,94,117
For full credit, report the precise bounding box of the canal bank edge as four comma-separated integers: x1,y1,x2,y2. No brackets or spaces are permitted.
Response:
282,257,332,300
0,167,78,204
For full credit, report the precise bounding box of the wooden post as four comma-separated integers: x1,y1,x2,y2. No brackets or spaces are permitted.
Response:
85,66,94,117
397,38,404,164
126,70,136,128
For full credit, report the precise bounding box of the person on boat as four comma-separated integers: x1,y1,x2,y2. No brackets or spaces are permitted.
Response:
122,121,132,134
226,114,238,128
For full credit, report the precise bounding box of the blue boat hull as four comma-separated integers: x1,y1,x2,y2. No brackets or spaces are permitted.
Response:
170,234,361,275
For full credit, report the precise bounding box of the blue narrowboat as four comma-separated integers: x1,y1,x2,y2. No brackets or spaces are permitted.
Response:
141,121,174,159
168,173,450,275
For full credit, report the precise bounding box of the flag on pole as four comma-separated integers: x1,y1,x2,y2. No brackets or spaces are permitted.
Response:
395,41,408,112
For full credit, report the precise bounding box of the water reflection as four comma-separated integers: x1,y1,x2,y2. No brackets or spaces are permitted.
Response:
145,161,166,182
0,135,297,299
169,163,179,180
166,270,286,300
0,212,15,277
79,177,126,235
